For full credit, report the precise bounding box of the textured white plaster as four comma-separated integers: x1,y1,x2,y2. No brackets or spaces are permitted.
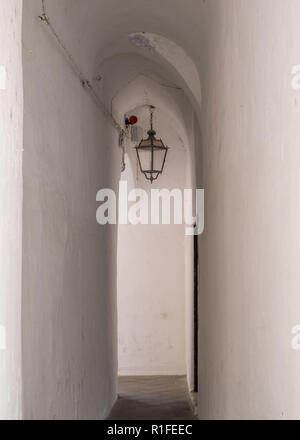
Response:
129,33,201,107
0,66,6,90
197,0,300,420
0,0,23,420
21,0,120,420
0,326,6,350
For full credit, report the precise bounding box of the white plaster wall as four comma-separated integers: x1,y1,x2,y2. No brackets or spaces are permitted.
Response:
0,0,23,420
19,0,300,420
197,0,300,420
22,0,120,419
117,105,189,376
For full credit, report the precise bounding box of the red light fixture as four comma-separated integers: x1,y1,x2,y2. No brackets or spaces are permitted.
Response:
125,115,138,126
129,115,138,125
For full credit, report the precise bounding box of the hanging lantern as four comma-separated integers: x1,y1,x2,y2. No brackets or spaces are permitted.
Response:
135,106,169,184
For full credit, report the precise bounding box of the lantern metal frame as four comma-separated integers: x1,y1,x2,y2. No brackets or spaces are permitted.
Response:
134,107,169,184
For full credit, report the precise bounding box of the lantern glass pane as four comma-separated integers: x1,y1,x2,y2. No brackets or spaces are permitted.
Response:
153,148,167,172
155,139,164,148
138,148,152,171
139,138,152,148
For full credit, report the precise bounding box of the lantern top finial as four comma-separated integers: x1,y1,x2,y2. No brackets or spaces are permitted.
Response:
147,105,157,137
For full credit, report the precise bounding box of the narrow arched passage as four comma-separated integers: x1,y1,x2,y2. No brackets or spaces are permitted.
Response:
20,0,201,420
3,0,299,422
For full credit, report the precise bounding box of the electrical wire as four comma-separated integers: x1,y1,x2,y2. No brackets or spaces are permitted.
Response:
39,0,127,171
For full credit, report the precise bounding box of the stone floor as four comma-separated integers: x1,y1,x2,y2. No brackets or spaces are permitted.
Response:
107,376,197,420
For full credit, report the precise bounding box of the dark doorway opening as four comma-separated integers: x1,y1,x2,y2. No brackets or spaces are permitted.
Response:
193,228,199,392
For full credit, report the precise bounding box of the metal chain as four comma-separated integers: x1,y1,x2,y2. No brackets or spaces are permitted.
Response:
149,105,155,131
